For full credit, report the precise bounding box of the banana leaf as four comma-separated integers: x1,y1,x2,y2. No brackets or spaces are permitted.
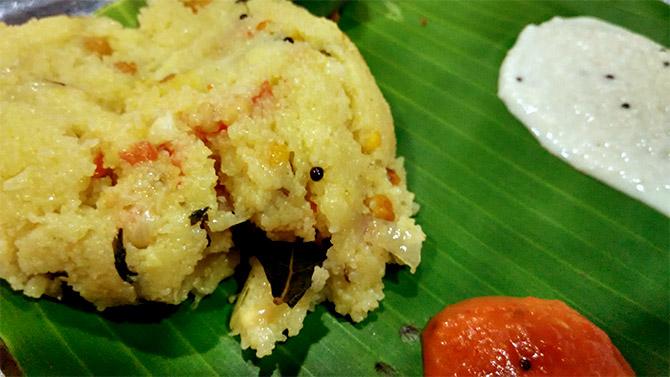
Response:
1,0,668,375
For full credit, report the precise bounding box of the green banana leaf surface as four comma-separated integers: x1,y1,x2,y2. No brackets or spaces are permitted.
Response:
1,0,668,375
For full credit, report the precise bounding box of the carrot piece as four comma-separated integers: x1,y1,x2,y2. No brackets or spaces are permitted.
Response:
256,20,270,31
119,141,159,165
93,152,110,178
252,80,273,104
365,194,395,221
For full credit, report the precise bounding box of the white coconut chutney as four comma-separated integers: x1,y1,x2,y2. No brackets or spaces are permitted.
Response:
498,17,670,216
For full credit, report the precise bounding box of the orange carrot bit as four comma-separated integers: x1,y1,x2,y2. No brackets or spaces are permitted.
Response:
83,36,113,57
194,121,229,141
93,152,111,178
92,152,118,185
256,19,270,31
114,61,137,75
119,141,159,165
386,168,401,186
365,194,396,221
93,152,106,178
251,80,273,104
181,0,212,13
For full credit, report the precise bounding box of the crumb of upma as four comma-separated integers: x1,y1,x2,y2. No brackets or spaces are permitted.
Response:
0,0,425,356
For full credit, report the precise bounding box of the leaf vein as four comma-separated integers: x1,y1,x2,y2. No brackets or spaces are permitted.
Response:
407,158,669,325
35,304,94,376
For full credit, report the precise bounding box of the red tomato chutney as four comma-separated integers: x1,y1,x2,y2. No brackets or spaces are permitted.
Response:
422,296,634,376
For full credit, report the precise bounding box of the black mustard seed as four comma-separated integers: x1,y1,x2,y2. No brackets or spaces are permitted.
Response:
621,102,631,109
310,167,324,181
284,37,294,44
519,358,532,371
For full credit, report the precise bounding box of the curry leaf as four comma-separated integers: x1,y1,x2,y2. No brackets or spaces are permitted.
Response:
95,0,146,27
189,207,209,226
113,229,137,284
232,222,331,307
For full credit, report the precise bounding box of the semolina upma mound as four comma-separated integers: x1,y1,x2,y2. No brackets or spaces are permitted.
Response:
0,0,425,356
